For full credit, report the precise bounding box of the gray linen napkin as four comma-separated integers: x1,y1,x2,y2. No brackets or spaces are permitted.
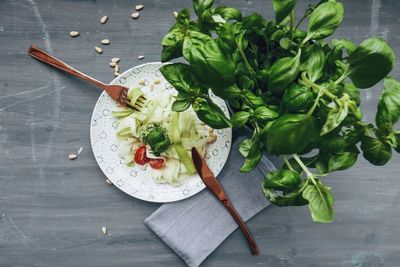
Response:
144,134,278,267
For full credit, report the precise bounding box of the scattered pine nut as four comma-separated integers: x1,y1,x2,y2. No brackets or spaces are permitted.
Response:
138,55,145,60
69,31,79,37
173,11,178,18
114,72,120,77
135,4,144,11
149,83,155,92
114,65,119,72
68,154,77,160
101,226,107,234
138,80,145,85
94,46,103,54
207,133,217,144
100,16,108,24
153,79,161,84
100,39,110,45
131,12,140,19
109,62,116,67
111,58,120,63
208,127,214,133
106,179,113,185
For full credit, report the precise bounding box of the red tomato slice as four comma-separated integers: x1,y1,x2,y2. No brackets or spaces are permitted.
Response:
134,146,149,165
149,158,165,169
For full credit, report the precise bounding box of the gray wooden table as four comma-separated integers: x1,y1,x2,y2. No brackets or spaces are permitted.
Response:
0,0,399,266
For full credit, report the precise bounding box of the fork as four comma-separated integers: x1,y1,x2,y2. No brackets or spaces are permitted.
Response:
27,45,146,111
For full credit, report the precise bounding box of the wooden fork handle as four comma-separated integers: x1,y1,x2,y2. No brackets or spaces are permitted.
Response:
223,200,260,256
28,45,106,89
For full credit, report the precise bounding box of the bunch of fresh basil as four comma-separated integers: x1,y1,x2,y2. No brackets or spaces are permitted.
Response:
159,0,400,223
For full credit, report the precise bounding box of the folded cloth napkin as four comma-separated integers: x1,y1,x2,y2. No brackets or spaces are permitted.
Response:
144,133,278,267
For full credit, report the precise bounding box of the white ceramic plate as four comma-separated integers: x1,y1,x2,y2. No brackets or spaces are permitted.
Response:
90,62,232,203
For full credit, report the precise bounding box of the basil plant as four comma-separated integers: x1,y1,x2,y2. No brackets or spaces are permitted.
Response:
159,0,400,223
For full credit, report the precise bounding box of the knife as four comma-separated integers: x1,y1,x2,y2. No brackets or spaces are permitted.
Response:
191,147,260,256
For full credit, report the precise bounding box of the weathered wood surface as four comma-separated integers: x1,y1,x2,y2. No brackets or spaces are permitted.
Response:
0,0,399,266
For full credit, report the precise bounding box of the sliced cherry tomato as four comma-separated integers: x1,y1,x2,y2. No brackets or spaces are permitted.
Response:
149,158,165,169
134,146,149,165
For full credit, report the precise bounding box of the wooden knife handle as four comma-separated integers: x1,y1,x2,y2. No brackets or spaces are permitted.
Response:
27,45,106,89
223,200,260,256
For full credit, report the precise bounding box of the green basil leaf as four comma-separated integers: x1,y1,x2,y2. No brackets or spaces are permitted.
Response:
270,29,286,42
183,30,237,98
301,44,326,82
193,0,214,17
328,147,359,172
263,183,308,207
243,90,264,108
272,0,297,24
242,13,268,35
161,27,185,62
315,154,329,174
231,111,251,128
214,6,242,21
307,0,344,40
142,124,172,156
321,94,351,135
239,138,252,157
241,151,262,173
302,180,335,223
279,37,291,50
325,44,344,79
260,121,275,140
216,23,237,53
192,98,232,129
254,106,279,122
237,75,255,91
293,29,307,40
376,77,400,128
171,98,191,112
343,83,361,106
319,129,362,153
331,38,357,55
381,132,398,148
240,134,262,172
264,169,302,192
348,37,396,88
266,114,319,155
159,63,202,96
282,83,314,112
361,136,392,166
268,49,302,94
161,9,192,62
395,134,400,153
176,8,191,25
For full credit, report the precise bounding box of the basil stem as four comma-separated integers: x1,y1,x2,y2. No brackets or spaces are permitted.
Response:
301,72,337,100
289,11,295,40
293,154,314,179
333,65,350,85
283,156,294,171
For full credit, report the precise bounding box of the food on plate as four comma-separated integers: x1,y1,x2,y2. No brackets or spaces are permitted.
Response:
112,87,215,186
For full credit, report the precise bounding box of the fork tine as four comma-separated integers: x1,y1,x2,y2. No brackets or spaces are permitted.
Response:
123,99,140,111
